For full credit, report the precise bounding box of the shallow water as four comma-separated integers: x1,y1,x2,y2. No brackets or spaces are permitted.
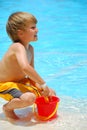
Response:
0,0,87,129
0,96,87,130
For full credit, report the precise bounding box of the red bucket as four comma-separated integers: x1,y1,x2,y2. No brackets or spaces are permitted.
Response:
35,96,60,121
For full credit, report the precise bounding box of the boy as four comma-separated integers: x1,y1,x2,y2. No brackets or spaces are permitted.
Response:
0,12,56,121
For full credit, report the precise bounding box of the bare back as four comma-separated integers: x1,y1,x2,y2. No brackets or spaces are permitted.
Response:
0,43,34,82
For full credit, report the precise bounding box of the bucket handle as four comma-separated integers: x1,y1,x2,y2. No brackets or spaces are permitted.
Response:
33,102,59,121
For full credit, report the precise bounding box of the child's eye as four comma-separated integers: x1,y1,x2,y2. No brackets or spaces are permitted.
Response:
31,27,36,29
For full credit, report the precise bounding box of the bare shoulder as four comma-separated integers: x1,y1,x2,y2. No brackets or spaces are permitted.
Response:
1,43,25,61
8,43,26,57
10,43,25,51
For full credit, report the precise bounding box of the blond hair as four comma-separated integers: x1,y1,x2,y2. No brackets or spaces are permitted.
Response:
6,12,37,42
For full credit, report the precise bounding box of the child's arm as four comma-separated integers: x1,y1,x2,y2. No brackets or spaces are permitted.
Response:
29,44,34,68
13,43,56,97
13,43,45,85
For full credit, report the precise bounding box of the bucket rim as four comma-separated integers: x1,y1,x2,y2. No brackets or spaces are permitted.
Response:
35,96,60,104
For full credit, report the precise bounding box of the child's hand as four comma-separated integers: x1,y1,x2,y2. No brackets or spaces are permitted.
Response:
41,86,49,97
35,83,56,97
41,86,56,97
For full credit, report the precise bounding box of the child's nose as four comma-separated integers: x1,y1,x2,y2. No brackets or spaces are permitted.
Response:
36,28,38,32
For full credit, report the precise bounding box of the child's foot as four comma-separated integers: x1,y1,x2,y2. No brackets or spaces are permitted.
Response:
3,105,19,120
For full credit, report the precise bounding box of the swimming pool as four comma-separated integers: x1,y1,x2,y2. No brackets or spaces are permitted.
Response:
0,0,87,129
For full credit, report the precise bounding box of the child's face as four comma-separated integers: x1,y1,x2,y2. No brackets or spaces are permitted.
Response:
22,23,38,43
18,23,38,44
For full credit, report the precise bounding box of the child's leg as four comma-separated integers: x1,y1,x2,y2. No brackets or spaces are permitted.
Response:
3,92,36,120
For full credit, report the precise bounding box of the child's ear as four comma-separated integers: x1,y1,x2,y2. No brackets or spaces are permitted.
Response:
17,29,24,37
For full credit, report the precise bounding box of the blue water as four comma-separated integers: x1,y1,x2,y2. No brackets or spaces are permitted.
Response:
0,0,87,99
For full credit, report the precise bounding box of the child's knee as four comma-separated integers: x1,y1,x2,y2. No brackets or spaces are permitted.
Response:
20,92,36,105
